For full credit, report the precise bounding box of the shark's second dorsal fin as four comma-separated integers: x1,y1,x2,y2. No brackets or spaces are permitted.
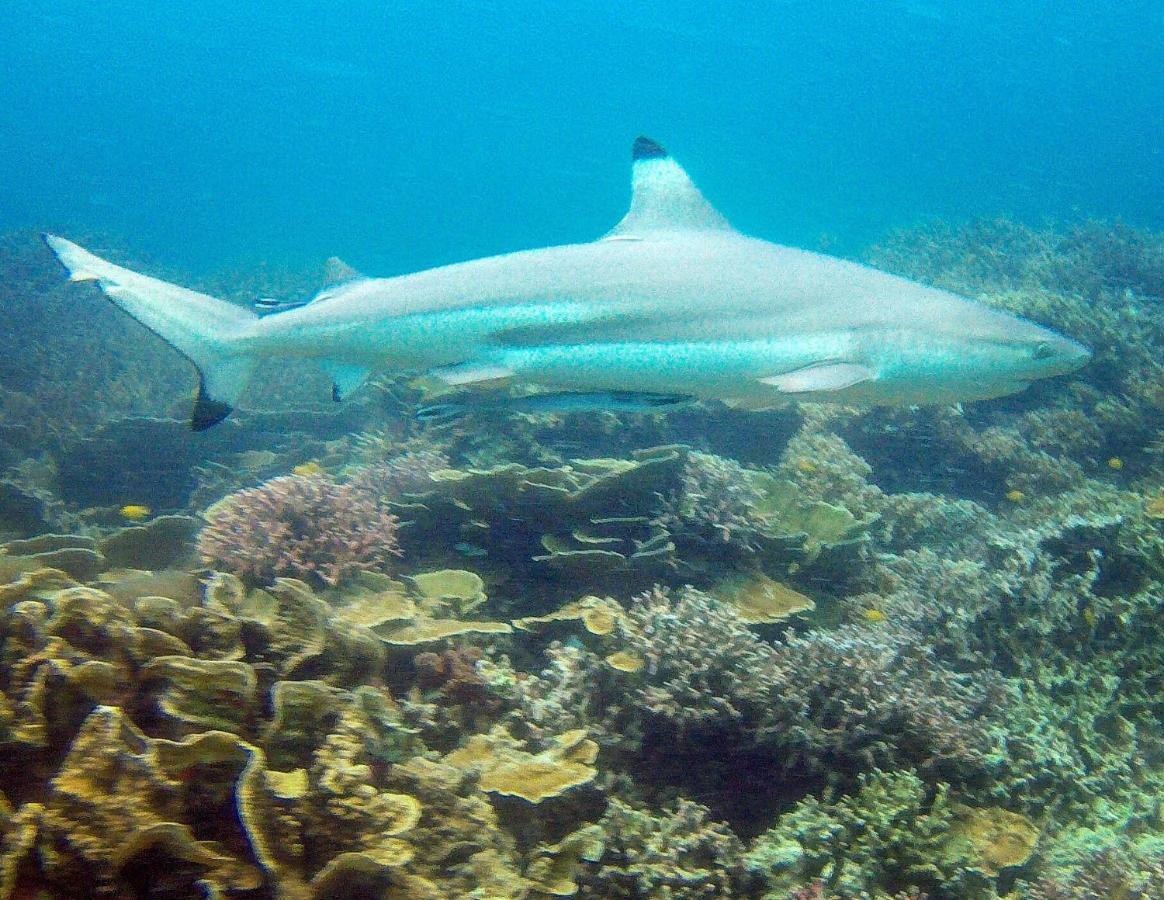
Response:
604,136,732,239
323,257,363,286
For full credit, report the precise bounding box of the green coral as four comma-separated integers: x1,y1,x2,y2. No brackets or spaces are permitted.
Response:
745,770,956,898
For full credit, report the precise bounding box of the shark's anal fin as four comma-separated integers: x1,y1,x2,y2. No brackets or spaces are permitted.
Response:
604,136,732,239
762,363,875,393
320,361,371,402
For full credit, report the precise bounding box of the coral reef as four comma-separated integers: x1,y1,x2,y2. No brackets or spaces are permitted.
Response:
197,473,402,587
575,797,751,898
1,219,1162,897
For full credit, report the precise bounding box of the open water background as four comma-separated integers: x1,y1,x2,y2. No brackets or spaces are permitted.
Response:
1,1,1161,275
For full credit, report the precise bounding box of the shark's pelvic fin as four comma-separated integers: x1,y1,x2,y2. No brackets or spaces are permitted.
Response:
43,234,258,430
604,136,732,239
762,362,876,393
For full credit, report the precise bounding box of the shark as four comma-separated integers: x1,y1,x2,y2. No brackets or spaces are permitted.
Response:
45,136,1089,430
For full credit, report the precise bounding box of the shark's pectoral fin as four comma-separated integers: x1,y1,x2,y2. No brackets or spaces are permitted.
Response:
430,360,515,386
320,361,371,402
761,363,876,393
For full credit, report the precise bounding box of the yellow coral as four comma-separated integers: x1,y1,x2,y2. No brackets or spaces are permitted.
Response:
581,605,616,635
1146,489,1164,519
445,727,598,803
526,824,605,896
411,569,486,614
382,618,512,645
712,573,815,624
940,805,1039,876
513,595,622,633
605,651,645,673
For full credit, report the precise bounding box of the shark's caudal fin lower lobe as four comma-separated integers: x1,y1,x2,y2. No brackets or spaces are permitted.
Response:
43,235,258,430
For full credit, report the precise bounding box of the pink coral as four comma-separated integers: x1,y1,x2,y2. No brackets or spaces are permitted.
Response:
197,473,401,587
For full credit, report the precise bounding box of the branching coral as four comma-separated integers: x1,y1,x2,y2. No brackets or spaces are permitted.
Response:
576,797,751,898
654,451,770,548
612,586,998,779
196,473,401,587
345,448,450,498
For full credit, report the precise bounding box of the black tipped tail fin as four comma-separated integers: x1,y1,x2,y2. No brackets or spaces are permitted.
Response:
44,235,259,430
191,378,234,431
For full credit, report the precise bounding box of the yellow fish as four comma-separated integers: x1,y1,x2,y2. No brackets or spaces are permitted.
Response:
119,504,151,520
292,461,324,476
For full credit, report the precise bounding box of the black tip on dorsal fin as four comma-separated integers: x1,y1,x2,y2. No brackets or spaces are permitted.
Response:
632,136,668,161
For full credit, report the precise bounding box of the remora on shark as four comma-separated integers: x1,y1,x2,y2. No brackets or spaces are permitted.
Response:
45,137,1089,429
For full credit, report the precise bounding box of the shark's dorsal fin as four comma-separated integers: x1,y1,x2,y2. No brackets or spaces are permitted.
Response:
323,256,363,286
604,136,732,239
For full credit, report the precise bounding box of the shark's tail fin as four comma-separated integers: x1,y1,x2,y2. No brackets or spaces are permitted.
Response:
44,235,259,430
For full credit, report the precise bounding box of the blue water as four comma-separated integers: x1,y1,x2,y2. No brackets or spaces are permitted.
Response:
2,1,1161,274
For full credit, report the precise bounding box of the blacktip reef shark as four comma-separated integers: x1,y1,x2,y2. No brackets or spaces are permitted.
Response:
45,137,1089,430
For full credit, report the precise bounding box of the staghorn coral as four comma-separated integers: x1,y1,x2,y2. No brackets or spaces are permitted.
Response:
1021,849,1164,899
761,623,1000,779
746,769,951,898
197,472,401,588
616,585,777,737
344,447,451,498
504,586,1000,833
655,450,770,548
575,796,752,898
614,587,998,780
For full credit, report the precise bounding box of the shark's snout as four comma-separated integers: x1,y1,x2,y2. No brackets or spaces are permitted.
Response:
1030,331,1091,378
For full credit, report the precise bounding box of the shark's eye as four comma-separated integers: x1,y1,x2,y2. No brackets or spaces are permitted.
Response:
1033,342,1055,360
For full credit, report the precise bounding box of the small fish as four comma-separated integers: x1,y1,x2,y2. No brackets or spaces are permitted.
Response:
292,461,324,476
119,504,151,520
416,390,694,422
254,297,309,316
